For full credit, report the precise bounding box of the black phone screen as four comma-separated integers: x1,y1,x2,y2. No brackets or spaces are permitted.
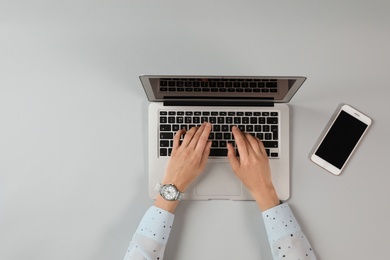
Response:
315,110,368,169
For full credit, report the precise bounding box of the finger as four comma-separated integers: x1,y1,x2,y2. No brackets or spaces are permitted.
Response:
199,140,212,169
188,122,207,149
257,138,268,158
227,142,240,172
194,122,212,152
232,126,249,157
172,129,185,150
245,133,262,156
181,125,198,147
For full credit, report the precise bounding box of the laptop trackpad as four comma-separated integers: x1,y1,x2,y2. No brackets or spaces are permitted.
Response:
196,162,242,197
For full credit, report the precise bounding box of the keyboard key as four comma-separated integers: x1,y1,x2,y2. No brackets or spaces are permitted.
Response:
222,125,229,132
160,132,174,139
160,148,167,156
160,81,168,86
266,82,277,88
160,140,170,147
256,133,264,140
209,149,228,156
160,125,172,131
262,141,278,148
267,117,278,124
259,117,265,124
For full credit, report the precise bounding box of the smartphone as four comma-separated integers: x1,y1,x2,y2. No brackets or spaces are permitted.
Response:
311,104,372,175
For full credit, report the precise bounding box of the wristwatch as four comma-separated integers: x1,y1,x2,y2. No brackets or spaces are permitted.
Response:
155,183,184,201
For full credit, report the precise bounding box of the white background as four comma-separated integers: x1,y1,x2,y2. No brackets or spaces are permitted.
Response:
1,1,389,259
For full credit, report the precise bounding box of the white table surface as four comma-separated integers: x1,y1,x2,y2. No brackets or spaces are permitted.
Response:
1,1,389,259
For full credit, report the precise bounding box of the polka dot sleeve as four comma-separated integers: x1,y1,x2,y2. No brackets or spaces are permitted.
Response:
123,206,174,260
262,203,316,259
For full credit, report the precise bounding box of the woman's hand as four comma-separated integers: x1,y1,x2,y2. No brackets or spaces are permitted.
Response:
227,126,280,211
155,122,212,213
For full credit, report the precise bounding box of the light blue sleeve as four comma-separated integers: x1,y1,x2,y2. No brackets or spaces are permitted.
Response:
123,206,174,260
262,203,317,259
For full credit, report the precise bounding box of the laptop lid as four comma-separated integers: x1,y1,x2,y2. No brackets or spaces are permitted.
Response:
140,75,306,105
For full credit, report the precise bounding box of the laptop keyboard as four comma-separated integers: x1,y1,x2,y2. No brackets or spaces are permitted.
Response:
159,110,280,158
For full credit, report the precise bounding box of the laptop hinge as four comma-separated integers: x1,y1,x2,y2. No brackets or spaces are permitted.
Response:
163,101,274,107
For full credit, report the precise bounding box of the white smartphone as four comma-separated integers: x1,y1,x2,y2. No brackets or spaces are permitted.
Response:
311,104,372,175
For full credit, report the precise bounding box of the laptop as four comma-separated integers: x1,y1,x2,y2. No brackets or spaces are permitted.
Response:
140,75,306,201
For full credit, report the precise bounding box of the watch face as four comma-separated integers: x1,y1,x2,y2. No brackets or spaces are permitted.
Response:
161,185,178,201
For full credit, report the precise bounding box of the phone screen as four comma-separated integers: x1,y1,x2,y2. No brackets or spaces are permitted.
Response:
315,110,368,169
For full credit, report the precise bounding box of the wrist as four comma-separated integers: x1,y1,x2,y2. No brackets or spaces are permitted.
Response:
154,196,179,214
162,177,189,192
252,187,280,211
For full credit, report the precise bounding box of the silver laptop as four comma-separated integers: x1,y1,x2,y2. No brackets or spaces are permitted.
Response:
140,75,306,201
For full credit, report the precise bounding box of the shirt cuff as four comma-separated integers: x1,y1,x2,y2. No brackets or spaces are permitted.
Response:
262,203,301,243
135,206,175,245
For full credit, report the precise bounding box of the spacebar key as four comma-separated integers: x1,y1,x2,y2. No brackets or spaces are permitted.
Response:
209,149,228,156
